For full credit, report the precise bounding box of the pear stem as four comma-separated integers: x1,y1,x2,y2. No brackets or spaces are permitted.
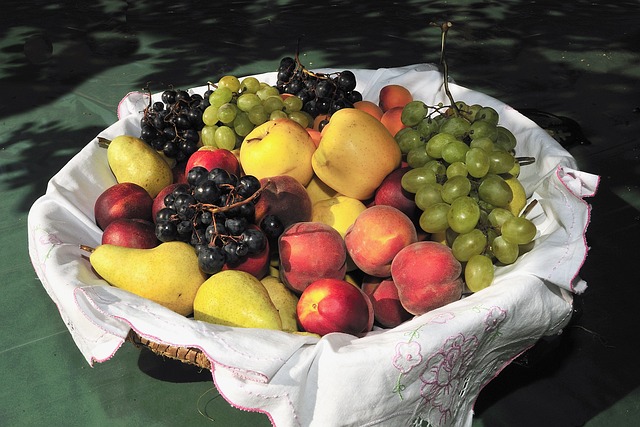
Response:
79,244,96,253
97,137,111,149
516,156,536,166
520,199,538,218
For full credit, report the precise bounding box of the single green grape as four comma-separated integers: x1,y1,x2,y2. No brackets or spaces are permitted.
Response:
478,174,513,208
400,167,437,193
406,144,431,168
200,124,218,147
422,160,447,177
438,116,471,139
474,106,500,126
459,103,482,122
248,104,268,125
488,150,516,175
446,161,468,179
419,202,451,233
236,93,262,112
217,103,238,124
257,85,280,101
441,175,471,204
262,95,285,114
501,216,537,245
233,111,254,137
218,75,241,93
452,229,487,262
270,110,288,120
202,105,220,126
288,111,309,128
426,132,458,159
441,140,470,164
447,196,480,234
469,136,494,152
209,86,233,108
495,126,517,151
214,125,237,150
465,254,495,292
465,147,490,178
414,182,444,210
401,101,428,127
468,120,498,141
240,76,261,94
395,128,424,154
283,96,303,113
491,235,519,264
417,117,440,139
487,207,514,229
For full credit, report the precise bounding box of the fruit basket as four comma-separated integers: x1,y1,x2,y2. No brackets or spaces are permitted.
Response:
27,64,598,427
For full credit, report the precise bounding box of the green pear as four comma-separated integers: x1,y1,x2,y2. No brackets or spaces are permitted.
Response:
89,241,207,316
106,135,173,198
194,270,282,330
261,275,299,332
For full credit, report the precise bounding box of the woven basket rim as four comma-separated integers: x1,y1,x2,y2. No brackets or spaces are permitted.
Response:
126,329,211,370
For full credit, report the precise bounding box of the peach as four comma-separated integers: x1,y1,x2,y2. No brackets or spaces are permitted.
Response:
94,182,154,230
373,166,419,222
254,175,313,230
306,128,322,148
278,222,347,294
380,106,407,137
185,146,241,177
101,218,159,249
297,278,373,336
344,205,418,277
378,84,413,112
353,100,384,121
390,241,463,315
362,275,412,328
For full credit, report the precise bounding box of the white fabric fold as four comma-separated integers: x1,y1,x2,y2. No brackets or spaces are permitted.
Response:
27,64,598,426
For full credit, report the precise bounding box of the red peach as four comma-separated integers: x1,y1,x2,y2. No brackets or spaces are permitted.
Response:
390,241,463,315
344,205,418,277
380,106,407,137
374,167,419,221
378,84,413,112
362,275,412,328
278,222,347,294
94,182,154,230
184,146,241,177
297,278,373,336
101,218,159,249
254,175,313,230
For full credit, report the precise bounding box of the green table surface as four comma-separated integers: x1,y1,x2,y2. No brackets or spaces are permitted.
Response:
2,1,639,426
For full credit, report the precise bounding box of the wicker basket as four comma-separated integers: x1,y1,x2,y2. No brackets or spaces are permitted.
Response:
126,330,211,370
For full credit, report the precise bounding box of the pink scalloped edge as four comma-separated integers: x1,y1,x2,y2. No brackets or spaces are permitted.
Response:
117,91,150,120
554,166,600,294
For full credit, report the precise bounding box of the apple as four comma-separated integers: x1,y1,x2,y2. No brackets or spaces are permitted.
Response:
94,182,154,230
297,278,373,336
101,218,159,249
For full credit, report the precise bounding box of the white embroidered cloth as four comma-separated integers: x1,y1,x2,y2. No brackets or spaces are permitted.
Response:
27,64,599,426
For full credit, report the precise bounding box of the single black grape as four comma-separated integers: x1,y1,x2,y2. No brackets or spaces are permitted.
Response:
260,214,285,241
241,228,267,255
161,90,177,104
155,221,177,242
236,175,261,199
187,166,209,187
336,70,357,92
198,246,226,275
156,207,176,222
225,217,248,235
193,180,221,204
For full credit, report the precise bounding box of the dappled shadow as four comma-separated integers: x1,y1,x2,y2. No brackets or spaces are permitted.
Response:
2,1,640,425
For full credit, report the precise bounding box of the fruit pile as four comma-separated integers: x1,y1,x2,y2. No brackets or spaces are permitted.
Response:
87,66,538,339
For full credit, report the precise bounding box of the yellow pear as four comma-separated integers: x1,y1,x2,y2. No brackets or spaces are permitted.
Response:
106,135,173,198
312,108,402,200
311,195,367,238
239,118,317,186
193,270,282,330
89,241,207,316
504,176,527,216
261,275,300,332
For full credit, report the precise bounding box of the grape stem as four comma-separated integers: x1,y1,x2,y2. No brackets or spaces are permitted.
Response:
196,179,272,215
431,21,460,116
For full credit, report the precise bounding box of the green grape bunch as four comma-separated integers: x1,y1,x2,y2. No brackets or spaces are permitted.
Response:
397,99,537,293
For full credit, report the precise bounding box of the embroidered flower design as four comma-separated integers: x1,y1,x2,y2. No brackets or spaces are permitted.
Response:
419,333,479,425
393,341,423,374
484,306,507,332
